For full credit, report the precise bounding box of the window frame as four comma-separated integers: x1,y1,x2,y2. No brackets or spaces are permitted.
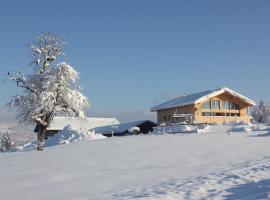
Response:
211,100,220,110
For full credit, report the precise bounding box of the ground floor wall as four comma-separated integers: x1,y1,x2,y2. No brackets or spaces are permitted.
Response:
156,105,195,124
194,116,252,124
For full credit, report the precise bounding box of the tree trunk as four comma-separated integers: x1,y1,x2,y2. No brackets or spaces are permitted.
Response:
37,125,47,151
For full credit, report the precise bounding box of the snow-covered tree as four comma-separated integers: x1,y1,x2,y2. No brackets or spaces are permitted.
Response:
8,33,89,150
251,100,270,124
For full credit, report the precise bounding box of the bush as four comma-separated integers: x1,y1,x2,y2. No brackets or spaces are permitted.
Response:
0,133,14,152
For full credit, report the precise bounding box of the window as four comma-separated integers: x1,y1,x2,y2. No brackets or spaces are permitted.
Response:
202,112,225,116
223,101,240,110
202,100,211,109
211,100,220,110
163,116,167,122
222,101,229,110
214,113,225,117
225,113,240,117
202,112,211,116
168,115,171,121
229,102,240,110
246,107,250,115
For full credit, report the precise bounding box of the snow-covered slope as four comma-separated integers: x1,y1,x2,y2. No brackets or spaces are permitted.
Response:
1,129,270,200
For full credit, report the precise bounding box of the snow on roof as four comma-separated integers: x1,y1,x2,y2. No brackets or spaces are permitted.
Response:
151,87,256,112
92,120,156,134
47,117,120,131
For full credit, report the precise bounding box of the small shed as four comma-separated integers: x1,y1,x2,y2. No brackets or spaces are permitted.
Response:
92,120,157,137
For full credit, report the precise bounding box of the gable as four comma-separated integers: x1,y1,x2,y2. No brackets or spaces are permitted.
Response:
151,87,256,112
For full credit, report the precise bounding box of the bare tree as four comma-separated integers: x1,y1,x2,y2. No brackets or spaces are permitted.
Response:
8,33,89,150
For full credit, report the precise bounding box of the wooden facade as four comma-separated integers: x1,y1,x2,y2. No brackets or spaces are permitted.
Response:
153,89,255,125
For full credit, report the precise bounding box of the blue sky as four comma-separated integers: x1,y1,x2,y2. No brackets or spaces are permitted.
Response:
0,0,270,122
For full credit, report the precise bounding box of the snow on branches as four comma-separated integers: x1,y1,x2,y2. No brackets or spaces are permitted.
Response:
251,100,270,124
8,33,89,150
30,33,65,72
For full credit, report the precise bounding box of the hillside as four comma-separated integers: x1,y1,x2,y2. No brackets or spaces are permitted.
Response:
1,126,270,199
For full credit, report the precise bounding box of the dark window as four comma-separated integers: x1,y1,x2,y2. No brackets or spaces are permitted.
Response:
215,113,225,116
164,116,167,122
202,112,226,116
202,112,211,116
229,102,240,110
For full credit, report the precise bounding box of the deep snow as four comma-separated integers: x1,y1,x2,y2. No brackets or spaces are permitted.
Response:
1,125,270,199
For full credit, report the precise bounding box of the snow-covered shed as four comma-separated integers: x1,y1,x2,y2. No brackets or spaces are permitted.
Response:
34,117,120,138
151,87,256,125
92,120,157,137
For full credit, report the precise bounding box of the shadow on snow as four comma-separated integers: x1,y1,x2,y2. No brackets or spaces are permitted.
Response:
224,179,270,200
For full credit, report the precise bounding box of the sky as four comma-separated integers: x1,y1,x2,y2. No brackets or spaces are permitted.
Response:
0,0,270,123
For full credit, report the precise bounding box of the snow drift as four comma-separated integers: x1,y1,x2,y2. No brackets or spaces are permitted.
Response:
17,125,106,151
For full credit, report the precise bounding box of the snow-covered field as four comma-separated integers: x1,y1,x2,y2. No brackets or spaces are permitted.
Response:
1,124,270,200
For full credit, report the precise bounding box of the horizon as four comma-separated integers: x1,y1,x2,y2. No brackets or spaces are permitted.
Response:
1,0,270,124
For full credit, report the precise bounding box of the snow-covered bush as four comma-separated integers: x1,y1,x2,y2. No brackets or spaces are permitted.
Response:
252,101,270,124
128,127,141,134
0,133,15,152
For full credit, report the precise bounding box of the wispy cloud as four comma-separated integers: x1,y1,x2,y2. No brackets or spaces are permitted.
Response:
87,109,156,123
0,107,17,128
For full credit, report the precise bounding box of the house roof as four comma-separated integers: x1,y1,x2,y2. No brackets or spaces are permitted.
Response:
92,120,157,134
47,117,120,131
151,87,256,112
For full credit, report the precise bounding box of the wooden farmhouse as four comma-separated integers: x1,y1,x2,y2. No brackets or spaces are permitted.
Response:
151,87,256,125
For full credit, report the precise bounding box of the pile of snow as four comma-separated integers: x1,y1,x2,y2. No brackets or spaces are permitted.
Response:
17,125,106,151
47,116,120,132
152,124,197,134
152,122,256,135
46,125,106,145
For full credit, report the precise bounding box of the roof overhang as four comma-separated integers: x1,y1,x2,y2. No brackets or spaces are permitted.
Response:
194,87,256,106
151,87,256,112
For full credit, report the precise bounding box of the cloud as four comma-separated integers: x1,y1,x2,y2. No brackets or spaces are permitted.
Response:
87,109,156,123
0,107,157,128
0,107,17,128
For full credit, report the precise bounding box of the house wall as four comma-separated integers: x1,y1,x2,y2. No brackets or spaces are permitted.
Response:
156,92,253,125
157,105,195,124
194,92,252,124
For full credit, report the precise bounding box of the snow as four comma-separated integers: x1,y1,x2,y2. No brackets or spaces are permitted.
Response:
151,87,256,111
92,120,153,134
1,124,270,199
47,116,120,131
8,34,89,128
18,125,106,151
0,125,36,146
